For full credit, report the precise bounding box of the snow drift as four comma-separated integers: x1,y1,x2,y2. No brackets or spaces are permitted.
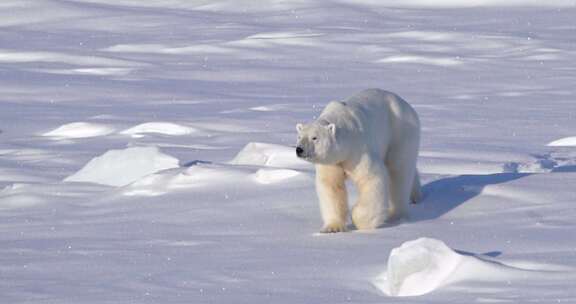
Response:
121,146,308,196
64,146,180,187
547,136,576,147
120,122,197,137
374,238,542,297
42,122,115,139
230,142,310,169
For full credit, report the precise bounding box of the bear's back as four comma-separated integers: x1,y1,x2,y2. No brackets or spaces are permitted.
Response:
345,89,418,128
344,88,398,109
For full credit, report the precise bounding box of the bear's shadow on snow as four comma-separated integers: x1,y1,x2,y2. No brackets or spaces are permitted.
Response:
412,160,576,222
411,173,531,222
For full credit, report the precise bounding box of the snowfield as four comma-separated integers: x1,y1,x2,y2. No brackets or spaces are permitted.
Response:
1,0,576,303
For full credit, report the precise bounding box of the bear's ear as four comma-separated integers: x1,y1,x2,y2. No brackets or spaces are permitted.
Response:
326,123,336,136
296,123,304,133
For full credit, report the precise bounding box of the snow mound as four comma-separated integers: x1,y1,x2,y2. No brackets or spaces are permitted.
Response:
374,238,536,297
378,238,463,297
122,165,249,196
230,142,310,169
547,136,576,147
122,164,254,196
121,162,310,197
43,122,115,139
0,184,46,210
120,122,197,137
175,165,253,187
376,55,462,66
64,146,179,187
253,168,301,184
0,193,45,210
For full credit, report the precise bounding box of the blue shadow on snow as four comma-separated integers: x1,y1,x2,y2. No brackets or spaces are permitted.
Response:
411,173,531,222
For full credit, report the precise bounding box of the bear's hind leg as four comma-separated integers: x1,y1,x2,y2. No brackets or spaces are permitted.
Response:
315,164,349,233
386,143,419,222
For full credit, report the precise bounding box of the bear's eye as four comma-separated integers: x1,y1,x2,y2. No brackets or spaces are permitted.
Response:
311,136,318,141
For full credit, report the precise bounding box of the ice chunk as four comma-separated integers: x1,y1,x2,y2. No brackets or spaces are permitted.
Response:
64,146,179,187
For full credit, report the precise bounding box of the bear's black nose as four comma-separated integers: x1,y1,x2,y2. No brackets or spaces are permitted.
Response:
296,147,304,157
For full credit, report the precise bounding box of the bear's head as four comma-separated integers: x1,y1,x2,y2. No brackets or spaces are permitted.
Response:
295,122,339,164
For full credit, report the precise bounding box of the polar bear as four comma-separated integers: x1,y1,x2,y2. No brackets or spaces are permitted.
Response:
296,89,421,233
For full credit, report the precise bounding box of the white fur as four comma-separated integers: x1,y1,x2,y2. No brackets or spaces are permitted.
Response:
296,89,421,232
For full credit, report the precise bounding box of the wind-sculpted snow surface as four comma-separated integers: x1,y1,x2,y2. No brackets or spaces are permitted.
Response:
0,1,575,303
121,165,309,199
230,142,311,170
120,122,198,137
374,238,560,297
379,238,463,296
120,143,310,196
548,136,576,147
64,146,180,186
43,122,116,139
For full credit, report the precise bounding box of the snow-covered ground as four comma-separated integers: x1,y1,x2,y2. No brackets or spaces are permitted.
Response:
1,0,576,302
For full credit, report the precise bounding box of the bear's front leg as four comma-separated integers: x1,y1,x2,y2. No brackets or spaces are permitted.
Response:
315,164,348,233
351,160,388,230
